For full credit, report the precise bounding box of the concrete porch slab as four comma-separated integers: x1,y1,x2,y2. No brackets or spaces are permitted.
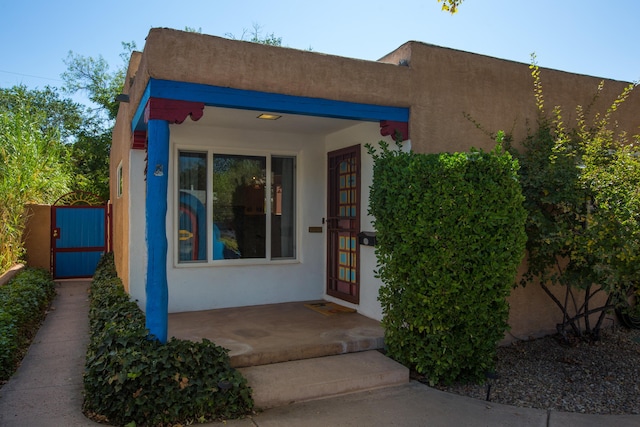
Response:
167,301,384,368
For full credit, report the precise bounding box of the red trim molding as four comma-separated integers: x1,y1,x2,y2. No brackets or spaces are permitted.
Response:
380,120,409,141
132,130,147,150
144,98,205,124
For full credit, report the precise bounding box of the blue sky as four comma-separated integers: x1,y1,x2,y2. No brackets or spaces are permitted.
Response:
2,0,638,102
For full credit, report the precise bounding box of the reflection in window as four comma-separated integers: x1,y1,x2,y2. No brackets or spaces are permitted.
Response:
271,157,296,259
212,154,267,259
178,152,207,261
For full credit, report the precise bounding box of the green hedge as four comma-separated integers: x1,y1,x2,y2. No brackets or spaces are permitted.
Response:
368,142,527,385
0,268,56,380
83,253,254,426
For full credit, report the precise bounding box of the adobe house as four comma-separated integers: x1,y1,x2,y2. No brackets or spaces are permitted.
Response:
111,28,640,343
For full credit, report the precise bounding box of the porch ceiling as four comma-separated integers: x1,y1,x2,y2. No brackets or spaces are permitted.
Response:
192,105,364,135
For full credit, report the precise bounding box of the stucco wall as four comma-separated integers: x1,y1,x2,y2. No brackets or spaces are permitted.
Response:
23,204,51,270
401,42,639,154
139,29,410,109
505,263,612,344
125,29,640,157
110,51,142,292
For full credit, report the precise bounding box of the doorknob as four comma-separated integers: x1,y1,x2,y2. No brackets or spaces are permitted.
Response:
326,217,339,228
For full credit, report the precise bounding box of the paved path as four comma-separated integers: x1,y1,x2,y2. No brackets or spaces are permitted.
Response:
0,280,100,426
1,279,638,426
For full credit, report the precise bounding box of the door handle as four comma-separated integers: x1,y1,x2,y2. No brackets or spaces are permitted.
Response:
326,217,339,228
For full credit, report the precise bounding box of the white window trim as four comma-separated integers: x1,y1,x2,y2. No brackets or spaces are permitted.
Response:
172,144,300,268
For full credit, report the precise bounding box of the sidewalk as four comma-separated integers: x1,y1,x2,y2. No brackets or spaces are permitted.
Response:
0,279,101,426
1,279,637,427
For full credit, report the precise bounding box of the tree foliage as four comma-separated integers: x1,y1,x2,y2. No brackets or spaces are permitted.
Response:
225,23,283,46
437,0,464,14
506,59,640,339
69,126,111,200
0,85,84,142
61,41,136,122
0,92,71,271
60,41,137,200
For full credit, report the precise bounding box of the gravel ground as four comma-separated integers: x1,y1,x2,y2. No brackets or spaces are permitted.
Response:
420,327,640,415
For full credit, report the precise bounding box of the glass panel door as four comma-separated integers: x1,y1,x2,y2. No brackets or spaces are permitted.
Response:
327,145,360,303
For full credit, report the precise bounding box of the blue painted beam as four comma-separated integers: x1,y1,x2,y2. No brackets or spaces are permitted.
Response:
132,84,151,133
145,119,169,343
133,79,409,132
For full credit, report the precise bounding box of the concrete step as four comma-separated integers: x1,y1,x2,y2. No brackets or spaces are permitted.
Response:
238,350,409,409
229,329,384,368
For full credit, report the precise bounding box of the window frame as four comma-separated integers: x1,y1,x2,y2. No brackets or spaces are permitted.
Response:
173,145,300,267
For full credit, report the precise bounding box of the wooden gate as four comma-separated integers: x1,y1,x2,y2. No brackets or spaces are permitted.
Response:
51,191,111,279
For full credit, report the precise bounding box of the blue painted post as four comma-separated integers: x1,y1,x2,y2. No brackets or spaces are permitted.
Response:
145,119,169,343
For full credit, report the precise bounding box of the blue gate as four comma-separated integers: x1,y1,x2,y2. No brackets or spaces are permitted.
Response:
51,192,110,279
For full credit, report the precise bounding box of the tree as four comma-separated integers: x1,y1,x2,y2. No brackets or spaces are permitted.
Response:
506,60,640,340
0,85,84,142
225,23,282,46
60,41,137,200
437,0,464,13
61,41,136,122
0,93,71,272
69,125,111,200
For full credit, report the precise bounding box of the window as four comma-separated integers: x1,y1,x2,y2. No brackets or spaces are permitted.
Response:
212,154,266,259
177,150,296,264
116,162,123,198
271,157,296,258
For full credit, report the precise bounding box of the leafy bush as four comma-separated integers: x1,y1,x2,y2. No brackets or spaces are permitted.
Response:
0,268,56,380
83,253,253,426
0,86,72,272
368,141,526,385
505,59,640,340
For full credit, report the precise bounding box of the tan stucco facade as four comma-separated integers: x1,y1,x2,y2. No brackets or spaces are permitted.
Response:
110,52,142,293
22,204,51,271
118,29,639,154
111,28,640,340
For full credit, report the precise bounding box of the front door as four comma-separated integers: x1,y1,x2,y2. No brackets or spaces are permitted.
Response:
327,145,360,303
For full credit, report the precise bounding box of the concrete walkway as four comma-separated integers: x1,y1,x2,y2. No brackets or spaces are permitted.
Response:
1,279,638,427
0,279,101,426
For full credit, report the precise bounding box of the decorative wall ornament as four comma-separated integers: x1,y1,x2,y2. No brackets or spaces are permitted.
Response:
379,120,409,141
144,98,205,124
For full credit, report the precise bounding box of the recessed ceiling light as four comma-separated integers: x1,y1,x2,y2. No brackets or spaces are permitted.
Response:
257,113,282,120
